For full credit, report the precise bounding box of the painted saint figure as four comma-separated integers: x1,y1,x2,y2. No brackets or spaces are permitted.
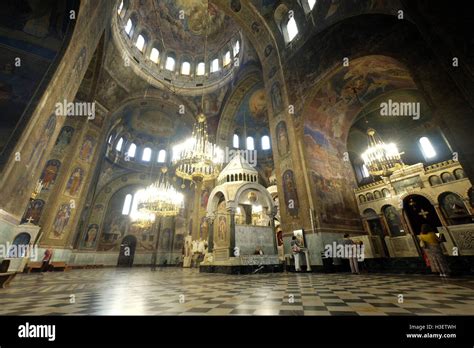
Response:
79,137,94,162
51,204,71,238
66,168,83,196
276,121,289,156
283,170,299,217
40,160,61,190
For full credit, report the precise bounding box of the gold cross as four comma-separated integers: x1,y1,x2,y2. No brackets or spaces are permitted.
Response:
418,209,429,219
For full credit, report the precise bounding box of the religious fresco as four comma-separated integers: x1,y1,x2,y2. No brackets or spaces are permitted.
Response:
282,170,299,217
383,205,404,236
54,126,74,155
66,167,84,197
97,162,129,191
216,215,228,245
129,222,155,250
50,203,72,240
301,56,416,231
233,83,270,134
439,193,471,225
98,213,128,251
199,216,209,240
21,199,45,225
276,121,289,157
82,224,99,249
201,188,210,209
26,114,56,174
79,136,95,162
310,170,361,228
248,88,268,121
271,81,283,114
40,159,61,190
148,1,237,54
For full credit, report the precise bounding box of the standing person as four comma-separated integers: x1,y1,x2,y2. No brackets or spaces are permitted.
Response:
356,240,366,273
291,236,302,272
343,234,359,274
418,224,451,277
40,248,53,274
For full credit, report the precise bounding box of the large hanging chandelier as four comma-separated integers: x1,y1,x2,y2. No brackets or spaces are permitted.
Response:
171,5,223,184
361,128,405,177
171,113,223,183
136,174,184,218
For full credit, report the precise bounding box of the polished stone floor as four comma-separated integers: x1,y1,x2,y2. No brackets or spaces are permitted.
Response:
1,268,473,315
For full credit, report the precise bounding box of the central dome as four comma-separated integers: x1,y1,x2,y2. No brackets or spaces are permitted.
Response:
113,0,244,95
149,0,235,53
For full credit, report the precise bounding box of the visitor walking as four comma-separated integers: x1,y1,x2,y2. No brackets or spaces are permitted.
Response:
343,234,359,274
418,224,451,277
291,236,302,272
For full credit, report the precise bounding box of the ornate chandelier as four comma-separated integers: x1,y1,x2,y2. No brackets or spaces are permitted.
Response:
171,7,223,183
361,128,404,177
172,112,223,183
136,175,184,218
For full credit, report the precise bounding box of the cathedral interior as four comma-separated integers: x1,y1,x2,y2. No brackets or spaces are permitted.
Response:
1,0,474,326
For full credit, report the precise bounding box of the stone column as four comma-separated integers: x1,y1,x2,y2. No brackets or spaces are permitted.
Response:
434,204,448,226
192,181,203,240
228,207,236,257
268,209,278,255
207,213,216,253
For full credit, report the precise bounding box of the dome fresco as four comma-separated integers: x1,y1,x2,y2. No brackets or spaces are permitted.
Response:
114,0,244,94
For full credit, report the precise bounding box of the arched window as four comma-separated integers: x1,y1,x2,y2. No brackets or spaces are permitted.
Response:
157,149,166,163
233,134,239,149
223,51,231,66
150,48,159,63
125,18,133,36
108,135,113,144
284,14,298,43
419,136,436,160
454,168,465,180
441,172,455,183
210,58,219,73
127,143,137,158
362,164,370,178
116,137,124,151
306,0,316,11
233,40,240,56
165,56,175,71
8,233,31,258
118,0,124,15
261,135,271,150
246,136,255,150
130,189,144,218
122,194,132,215
181,61,191,75
196,62,205,76
135,34,145,52
142,147,152,162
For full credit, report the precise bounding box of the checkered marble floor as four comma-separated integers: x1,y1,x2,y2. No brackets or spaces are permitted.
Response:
1,268,473,316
